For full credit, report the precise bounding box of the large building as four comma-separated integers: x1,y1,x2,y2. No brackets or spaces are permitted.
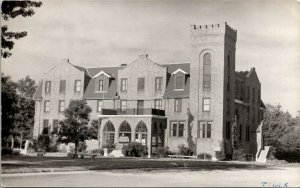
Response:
33,22,265,160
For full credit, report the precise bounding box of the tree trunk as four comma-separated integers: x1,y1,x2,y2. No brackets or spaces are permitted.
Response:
74,141,78,158
20,135,23,149
11,136,14,149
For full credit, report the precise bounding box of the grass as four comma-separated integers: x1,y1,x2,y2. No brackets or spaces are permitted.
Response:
1,155,268,174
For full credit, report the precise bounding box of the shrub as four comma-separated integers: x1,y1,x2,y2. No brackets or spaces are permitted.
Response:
197,153,212,160
1,147,13,155
153,147,175,158
177,144,194,156
103,142,116,153
232,149,247,161
91,149,104,155
67,152,76,158
122,142,148,157
35,135,50,151
78,141,87,152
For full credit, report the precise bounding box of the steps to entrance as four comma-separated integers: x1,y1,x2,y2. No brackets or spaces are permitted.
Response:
256,146,270,163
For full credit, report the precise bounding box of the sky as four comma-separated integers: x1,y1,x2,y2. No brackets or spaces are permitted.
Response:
1,0,300,116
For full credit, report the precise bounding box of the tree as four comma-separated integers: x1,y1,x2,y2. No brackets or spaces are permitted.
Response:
14,76,37,148
1,73,19,147
264,104,300,162
17,76,37,98
57,99,92,157
1,1,42,58
264,104,295,147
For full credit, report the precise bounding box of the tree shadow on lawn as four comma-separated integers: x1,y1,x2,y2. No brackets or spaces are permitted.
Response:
2,156,279,172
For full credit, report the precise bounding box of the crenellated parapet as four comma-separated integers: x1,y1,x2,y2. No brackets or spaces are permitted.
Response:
190,22,237,43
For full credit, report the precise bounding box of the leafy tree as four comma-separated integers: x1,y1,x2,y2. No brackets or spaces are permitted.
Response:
264,104,295,147
88,119,100,140
57,99,92,157
1,73,19,147
17,76,37,98
14,76,37,148
264,104,300,162
1,1,42,58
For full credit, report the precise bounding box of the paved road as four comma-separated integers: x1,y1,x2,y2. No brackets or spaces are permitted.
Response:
2,166,300,187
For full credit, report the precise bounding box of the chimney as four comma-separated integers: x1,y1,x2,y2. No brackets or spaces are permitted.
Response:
138,54,148,59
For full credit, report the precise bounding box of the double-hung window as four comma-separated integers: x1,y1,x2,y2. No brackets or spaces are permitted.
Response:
155,77,162,91
197,121,212,138
58,100,65,112
120,100,127,112
44,101,50,112
74,80,81,93
98,80,104,91
174,98,182,112
121,78,128,92
59,80,66,94
170,121,185,137
45,81,51,95
137,77,145,91
203,98,211,112
154,99,162,110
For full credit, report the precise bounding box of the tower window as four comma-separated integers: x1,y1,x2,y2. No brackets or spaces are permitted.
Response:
203,98,211,112
203,53,211,88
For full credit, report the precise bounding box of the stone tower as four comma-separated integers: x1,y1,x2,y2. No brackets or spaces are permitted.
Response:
189,22,237,159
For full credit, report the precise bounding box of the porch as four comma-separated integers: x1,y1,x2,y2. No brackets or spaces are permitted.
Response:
98,108,167,157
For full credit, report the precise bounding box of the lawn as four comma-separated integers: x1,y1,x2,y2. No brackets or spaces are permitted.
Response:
1,155,268,174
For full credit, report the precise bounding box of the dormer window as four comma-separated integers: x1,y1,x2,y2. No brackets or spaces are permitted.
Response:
171,68,188,90
175,75,184,90
98,80,104,91
93,70,112,93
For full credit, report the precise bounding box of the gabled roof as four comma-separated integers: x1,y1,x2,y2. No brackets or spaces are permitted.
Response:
171,68,189,75
161,63,190,98
83,67,121,99
33,81,43,100
235,71,249,81
235,68,260,84
92,70,113,79
71,64,86,72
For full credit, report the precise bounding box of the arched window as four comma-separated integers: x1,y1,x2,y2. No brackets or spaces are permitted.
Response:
119,121,131,143
135,121,148,145
103,121,115,146
203,53,211,88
